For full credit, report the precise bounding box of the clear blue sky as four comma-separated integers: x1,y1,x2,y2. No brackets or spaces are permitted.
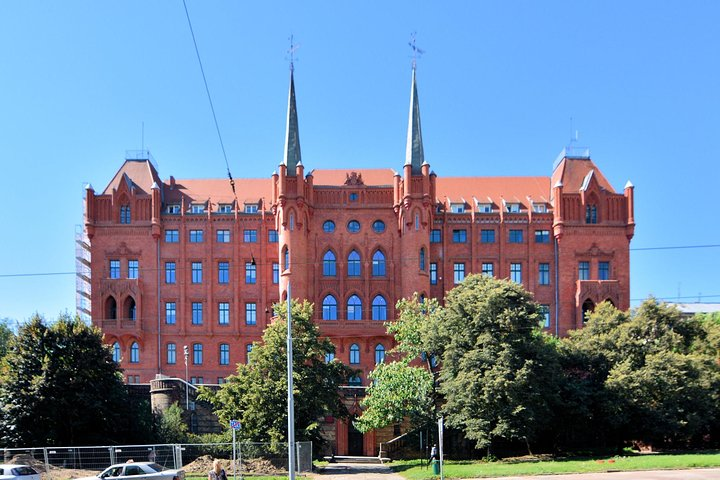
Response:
1,1,718,324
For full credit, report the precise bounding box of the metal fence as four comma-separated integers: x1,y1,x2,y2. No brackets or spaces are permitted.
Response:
2,442,313,479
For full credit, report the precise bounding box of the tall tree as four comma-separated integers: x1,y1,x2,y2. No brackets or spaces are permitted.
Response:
198,300,354,449
430,274,562,452
0,317,15,361
0,314,139,446
562,299,720,448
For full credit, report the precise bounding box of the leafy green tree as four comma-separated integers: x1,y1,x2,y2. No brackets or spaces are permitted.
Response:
0,313,141,446
562,299,720,448
355,295,437,433
430,274,562,452
0,317,15,361
156,402,188,444
198,300,354,449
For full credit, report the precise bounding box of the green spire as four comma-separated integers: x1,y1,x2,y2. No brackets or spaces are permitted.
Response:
405,66,424,174
283,70,302,176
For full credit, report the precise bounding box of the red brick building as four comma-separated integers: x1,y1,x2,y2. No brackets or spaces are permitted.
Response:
81,66,635,454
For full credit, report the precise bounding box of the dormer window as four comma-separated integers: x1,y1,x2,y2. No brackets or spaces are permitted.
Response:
244,204,258,214
506,203,520,213
477,203,492,213
532,203,547,213
165,204,181,214
190,204,205,214
218,204,233,213
120,205,131,224
585,204,598,224
450,203,465,213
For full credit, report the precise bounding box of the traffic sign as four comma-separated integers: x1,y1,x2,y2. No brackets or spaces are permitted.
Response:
230,419,241,430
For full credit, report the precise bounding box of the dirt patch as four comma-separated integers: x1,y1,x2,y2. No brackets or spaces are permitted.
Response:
3,454,98,480
182,455,286,476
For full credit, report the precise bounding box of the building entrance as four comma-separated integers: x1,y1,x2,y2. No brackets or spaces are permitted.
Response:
347,419,364,456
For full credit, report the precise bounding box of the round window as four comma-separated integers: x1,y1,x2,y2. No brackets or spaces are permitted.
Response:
372,220,385,233
323,220,336,233
347,220,361,233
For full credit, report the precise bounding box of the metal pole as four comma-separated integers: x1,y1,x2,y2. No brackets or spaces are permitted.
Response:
183,345,189,410
286,282,296,480
232,428,236,480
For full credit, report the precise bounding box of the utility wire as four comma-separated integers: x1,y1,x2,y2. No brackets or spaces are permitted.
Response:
181,0,237,199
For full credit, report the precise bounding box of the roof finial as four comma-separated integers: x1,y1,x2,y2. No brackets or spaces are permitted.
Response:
287,34,300,72
408,32,424,70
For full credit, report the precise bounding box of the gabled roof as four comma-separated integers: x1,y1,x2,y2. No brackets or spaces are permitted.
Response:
310,169,397,187
436,176,550,206
102,159,161,195
553,157,615,193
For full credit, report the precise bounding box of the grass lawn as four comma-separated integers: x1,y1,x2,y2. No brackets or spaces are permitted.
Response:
389,451,720,479
186,475,307,480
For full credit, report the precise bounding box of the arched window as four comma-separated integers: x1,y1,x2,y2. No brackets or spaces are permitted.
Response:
372,295,387,321
283,246,290,270
325,351,335,363
372,220,385,233
323,220,336,233
112,342,121,362
323,250,336,276
372,250,386,277
106,296,117,320
322,295,338,320
347,220,361,233
289,213,295,231
347,250,361,277
347,295,362,320
375,344,386,364
167,343,176,364
130,342,139,363
219,343,230,365
349,343,360,364
120,204,131,224
585,204,598,224
124,296,136,320
582,299,595,322
419,247,426,271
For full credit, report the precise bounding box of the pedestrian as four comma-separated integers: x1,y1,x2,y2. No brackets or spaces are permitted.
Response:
208,459,228,480
429,444,438,465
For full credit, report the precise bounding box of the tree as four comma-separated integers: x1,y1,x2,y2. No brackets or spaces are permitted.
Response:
0,313,141,446
355,295,437,433
155,402,188,444
430,274,562,452
198,300,354,449
0,317,14,361
562,299,720,448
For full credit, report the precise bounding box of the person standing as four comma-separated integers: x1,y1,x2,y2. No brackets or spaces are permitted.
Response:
208,459,228,480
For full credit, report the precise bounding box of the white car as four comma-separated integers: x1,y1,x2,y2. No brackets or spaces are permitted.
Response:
0,465,41,480
76,462,184,480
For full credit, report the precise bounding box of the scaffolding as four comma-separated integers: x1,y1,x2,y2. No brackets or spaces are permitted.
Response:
75,224,91,323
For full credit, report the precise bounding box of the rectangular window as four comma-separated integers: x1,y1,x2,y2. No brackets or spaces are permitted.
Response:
477,203,492,213
109,260,120,279
128,260,138,279
450,203,465,213
268,229,279,243
190,204,205,214
244,204,258,213
219,344,230,365
165,262,176,284
190,376,204,385
189,230,203,243
452,229,467,243
430,229,441,243
272,262,280,284
167,344,176,364
218,302,230,325
120,205,131,224
165,204,181,214
218,261,229,284
482,262,494,277
599,261,610,280
430,263,438,285
192,344,203,365
540,304,551,328
165,229,179,243
579,261,590,281
218,204,233,213
535,230,550,244
506,203,521,213
245,303,257,325
511,263,522,283
538,263,550,285
533,203,548,213
165,302,176,325
453,263,465,284
244,229,257,243
191,262,203,284
192,302,203,325
216,229,230,243
481,229,495,243
509,229,524,243
245,262,256,284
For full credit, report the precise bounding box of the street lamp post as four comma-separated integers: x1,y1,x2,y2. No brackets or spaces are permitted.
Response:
183,345,189,410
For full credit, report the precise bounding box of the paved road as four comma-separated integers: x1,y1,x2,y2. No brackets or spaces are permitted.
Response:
310,463,720,479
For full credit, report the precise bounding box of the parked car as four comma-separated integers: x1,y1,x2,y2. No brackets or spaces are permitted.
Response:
0,465,41,480
76,462,184,480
